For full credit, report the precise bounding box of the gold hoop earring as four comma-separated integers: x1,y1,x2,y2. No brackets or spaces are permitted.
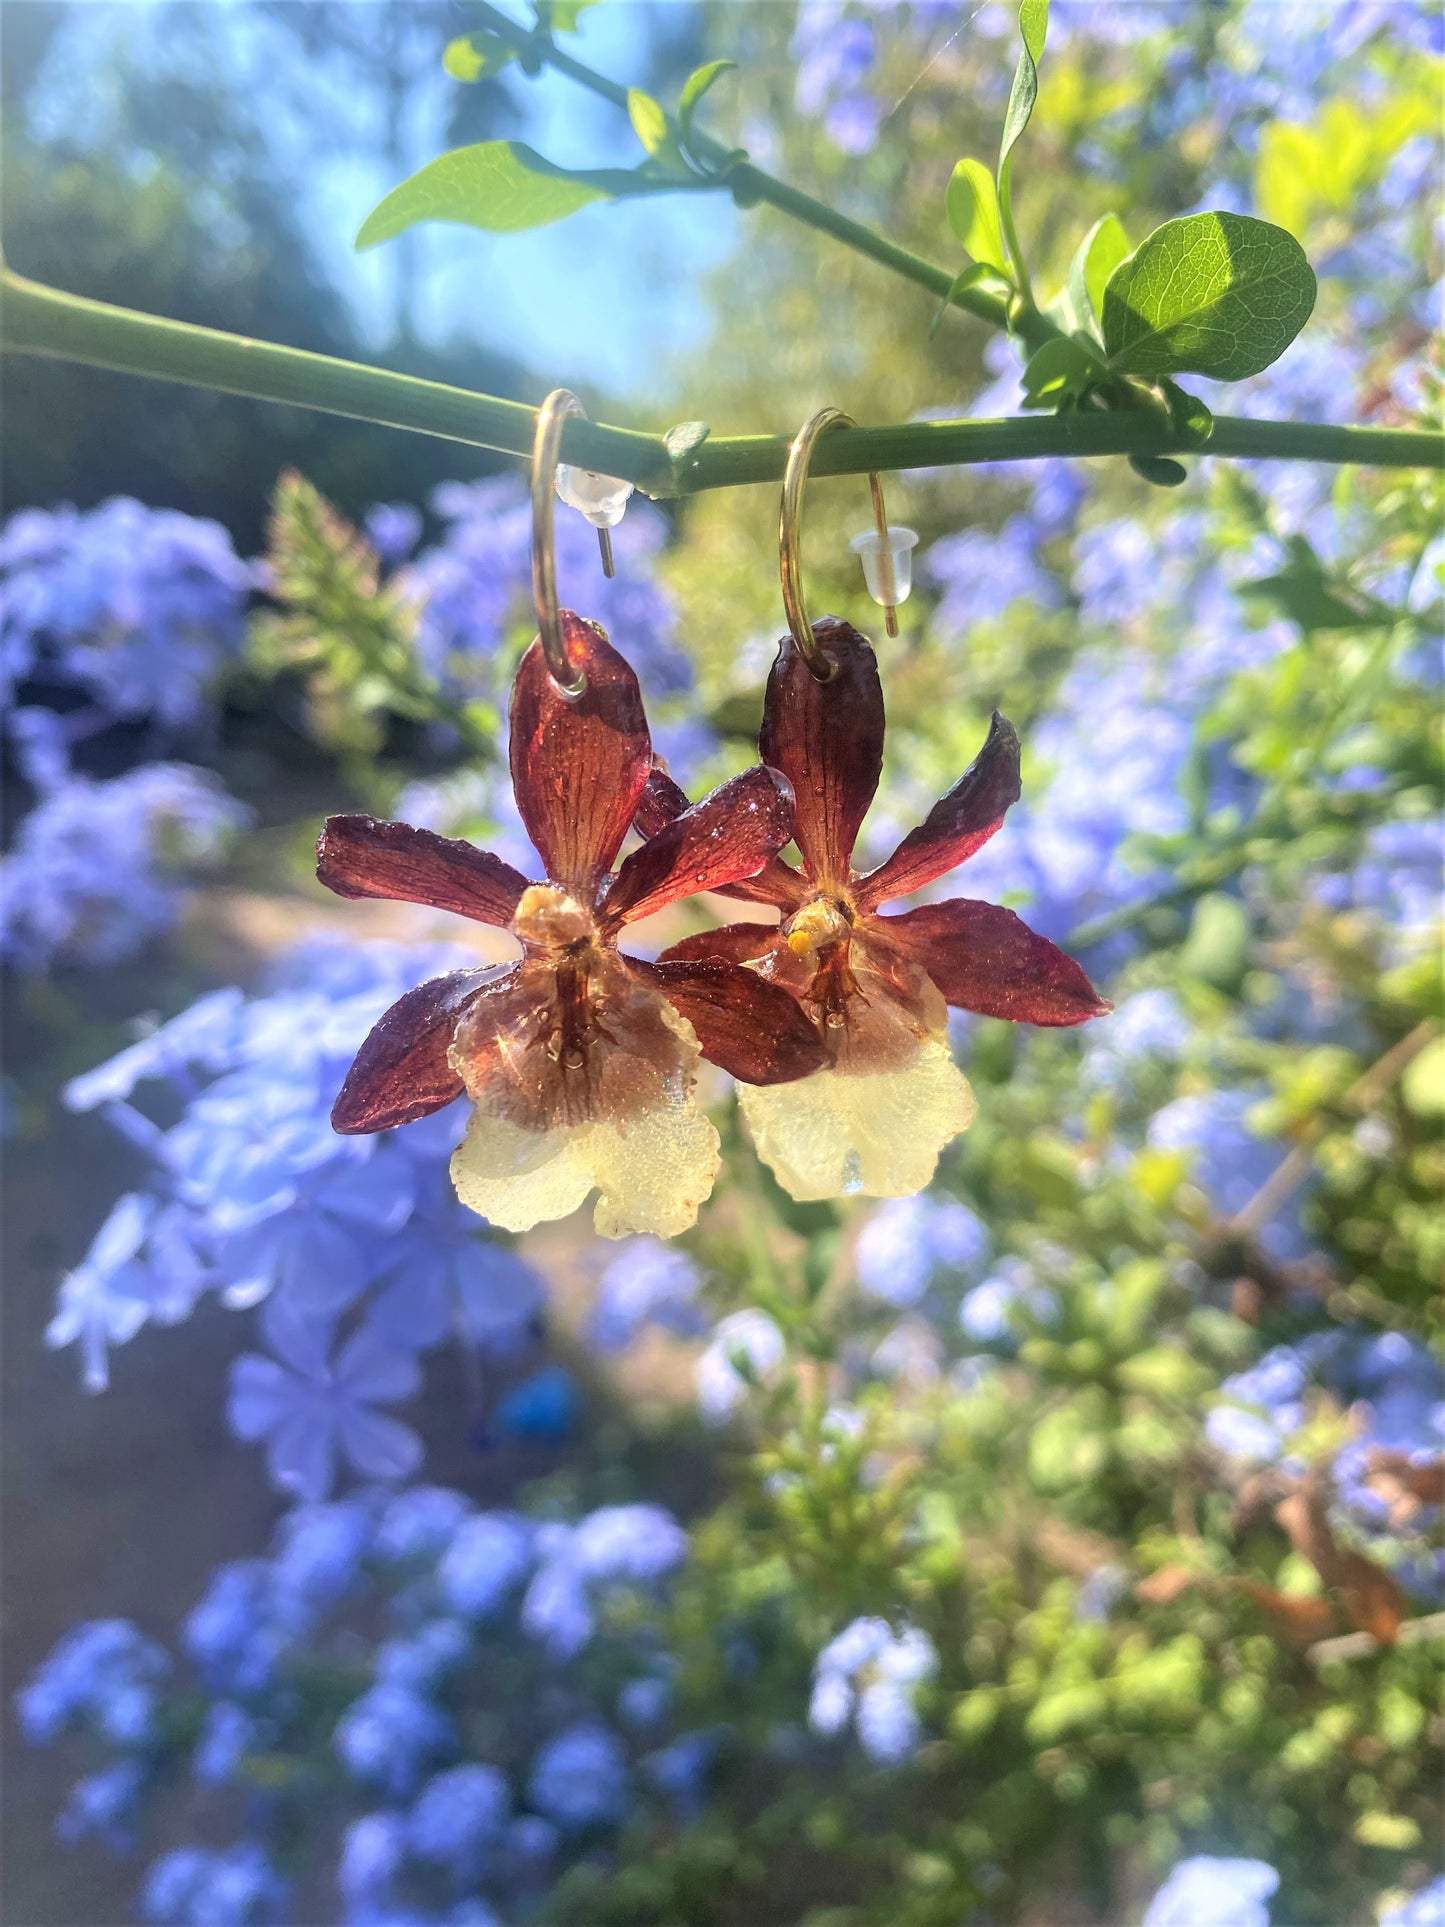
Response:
531,389,589,700
779,408,905,683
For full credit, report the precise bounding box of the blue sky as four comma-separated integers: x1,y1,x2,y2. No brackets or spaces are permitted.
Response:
30,0,743,404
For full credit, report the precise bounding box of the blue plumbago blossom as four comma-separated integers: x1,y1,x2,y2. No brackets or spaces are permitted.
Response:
1079,989,1193,1091
55,1758,146,1850
791,6,881,154
16,1619,170,1748
0,763,248,971
958,1254,1059,1348
1381,1877,1445,1927
925,516,1065,629
53,941,549,1496
140,1843,289,1926
229,1293,424,1504
1142,1855,1280,1927
0,497,254,724
696,1309,786,1423
1147,1087,1306,1260
527,1723,629,1829
591,1236,706,1351
522,1504,689,1661
365,501,424,565
854,1193,990,1308
336,1681,457,1799
406,1763,510,1884
1314,816,1444,963
808,1618,937,1766
401,476,690,709
493,1364,580,1442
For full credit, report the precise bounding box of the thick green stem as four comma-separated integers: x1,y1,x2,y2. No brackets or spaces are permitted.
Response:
0,266,673,489
468,1,1061,349
4,268,1442,491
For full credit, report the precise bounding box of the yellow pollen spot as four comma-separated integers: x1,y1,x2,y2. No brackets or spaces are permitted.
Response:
782,895,852,964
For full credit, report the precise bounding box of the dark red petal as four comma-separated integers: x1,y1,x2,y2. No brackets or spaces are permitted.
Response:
633,763,692,838
856,711,1022,910
659,922,782,967
759,615,884,889
880,899,1111,1027
317,817,529,927
633,957,827,1085
331,968,507,1133
603,766,796,927
509,612,651,899
634,763,804,910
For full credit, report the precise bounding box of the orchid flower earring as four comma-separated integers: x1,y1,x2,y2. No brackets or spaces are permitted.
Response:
314,392,825,1238
642,409,1110,1202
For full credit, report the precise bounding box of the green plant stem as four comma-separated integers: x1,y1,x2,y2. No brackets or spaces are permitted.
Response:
5,268,1442,492
467,0,1061,350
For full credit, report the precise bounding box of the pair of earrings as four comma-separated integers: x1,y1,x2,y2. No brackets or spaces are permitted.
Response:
316,393,1108,1240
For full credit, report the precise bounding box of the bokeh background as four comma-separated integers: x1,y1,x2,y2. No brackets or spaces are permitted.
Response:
2,2,1442,1924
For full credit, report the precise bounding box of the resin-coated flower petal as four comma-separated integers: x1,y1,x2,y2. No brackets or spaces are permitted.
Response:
660,923,783,968
509,613,650,898
451,1095,720,1239
447,951,720,1235
759,617,884,891
331,968,505,1134
636,957,829,1085
633,765,803,910
317,816,529,926
738,1039,977,1200
882,899,1111,1026
855,711,1022,910
603,766,796,928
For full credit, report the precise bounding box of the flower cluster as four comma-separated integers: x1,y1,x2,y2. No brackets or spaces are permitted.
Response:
0,497,254,725
0,761,248,970
19,1484,697,1924
51,939,549,1498
808,1616,938,1765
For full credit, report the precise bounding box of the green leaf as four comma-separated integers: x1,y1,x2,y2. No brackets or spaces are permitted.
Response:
442,32,515,83
1238,534,1395,632
927,260,1011,340
627,89,671,158
1401,1037,1445,1118
678,59,735,144
1128,454,1189,487
663,419,711,466
536,0,599,32
1102,211,1318,381
1019,333,1103,409
356,142,609,249
1065,212,1128,333
997,0,1048,182
945,158,1007,270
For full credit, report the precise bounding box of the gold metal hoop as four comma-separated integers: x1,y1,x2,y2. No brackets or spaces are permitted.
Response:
531,388,588,699
779,408,897,682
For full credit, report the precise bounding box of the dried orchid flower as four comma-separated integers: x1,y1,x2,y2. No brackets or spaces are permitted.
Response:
317,613,825,1238
640,617,1109,1201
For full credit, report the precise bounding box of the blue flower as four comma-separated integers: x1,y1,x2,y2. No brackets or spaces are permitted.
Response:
183,1560,306,1696
572,1504,688,1584
55,1757,145,1848
1080,990,1192,1090
808,1619,937,1765
365,502,423,565
16,1618,169,1746
854,1194,989,1307
496,1365,580,1442
43,1194,154,1392
376,1620,470,1695
1142,1855,1279,1927
925,517,1064,629
338,1812,406,1903
437,1513,533,1619
140,1843,289,1925
0,764,247,970
271,1499,376,1615
696,1310,785,1422
591,1237,705,1352
407,1763,510,1881
373,1486,469,1566
527,1723,628,1829
0,496,253,725
193,1701,260,1787
335,1683,455,1797
228,1295,422,1503
1382,1876,1445,1927
644,1731,717,1820
1148,1089,1304,1259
